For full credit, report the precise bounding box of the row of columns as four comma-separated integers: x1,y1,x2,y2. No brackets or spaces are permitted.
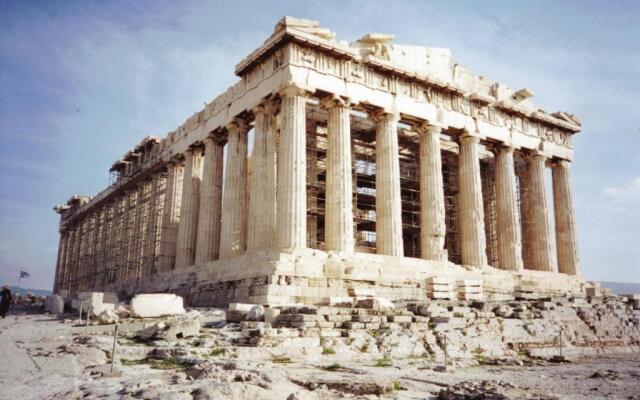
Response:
169,86,578,275
55,84,580,295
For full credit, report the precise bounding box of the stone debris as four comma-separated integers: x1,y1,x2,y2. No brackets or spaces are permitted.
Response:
137,310,201,340
131,293,185,318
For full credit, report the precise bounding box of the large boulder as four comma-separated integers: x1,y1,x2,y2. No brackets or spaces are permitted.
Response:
131,294,185,318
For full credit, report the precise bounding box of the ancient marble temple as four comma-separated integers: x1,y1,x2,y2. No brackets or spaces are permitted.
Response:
53,17,585,305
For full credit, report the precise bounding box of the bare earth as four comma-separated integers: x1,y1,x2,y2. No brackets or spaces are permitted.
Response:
1,306,639,400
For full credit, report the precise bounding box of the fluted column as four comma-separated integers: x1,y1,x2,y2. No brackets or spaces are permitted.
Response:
220,118,249,259
371,110,403,257
53,231,68,293
196,134,225,263
552,160,579,275
157,162,182,272
495,146,524,270
175,148,202,268
458,134,487,266
247,101,278,252
527,153,553,271
417,123,446,261
322,96,354,252
276,85,308,250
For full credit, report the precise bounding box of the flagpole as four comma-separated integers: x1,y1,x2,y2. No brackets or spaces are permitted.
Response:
17,272,21,297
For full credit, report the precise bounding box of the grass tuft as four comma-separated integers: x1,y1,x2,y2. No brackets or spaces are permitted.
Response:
271,356,291,364
374,357,392,367
323,362,341,371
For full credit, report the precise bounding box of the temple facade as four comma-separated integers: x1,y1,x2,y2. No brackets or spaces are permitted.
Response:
53,17,585,305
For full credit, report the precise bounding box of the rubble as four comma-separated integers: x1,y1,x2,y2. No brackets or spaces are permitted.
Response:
137,311,201,340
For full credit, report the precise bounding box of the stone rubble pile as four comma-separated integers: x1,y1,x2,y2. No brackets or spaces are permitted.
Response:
224,292,640,361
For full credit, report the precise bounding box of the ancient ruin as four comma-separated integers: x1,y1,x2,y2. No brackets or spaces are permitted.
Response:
53,17,585,306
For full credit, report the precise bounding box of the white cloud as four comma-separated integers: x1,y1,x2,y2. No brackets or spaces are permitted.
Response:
602,177,640,203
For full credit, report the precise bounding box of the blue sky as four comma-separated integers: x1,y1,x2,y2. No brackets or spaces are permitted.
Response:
1,0,638,290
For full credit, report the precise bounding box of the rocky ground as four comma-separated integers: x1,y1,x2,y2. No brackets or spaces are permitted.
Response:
1,304,639,400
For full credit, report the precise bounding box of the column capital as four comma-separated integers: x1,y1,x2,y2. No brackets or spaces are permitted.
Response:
459,132,481,145
252,96,280,116
319,94,350,110
368,108,399,124
415,122,443,136
204,130,228,146
278,83,313,98
552,159,571,169
226,116,250,135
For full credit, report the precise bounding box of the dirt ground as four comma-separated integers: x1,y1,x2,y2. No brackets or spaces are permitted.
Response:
1,305,639,400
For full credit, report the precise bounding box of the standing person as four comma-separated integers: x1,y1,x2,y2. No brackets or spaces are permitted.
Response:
0,286,12,318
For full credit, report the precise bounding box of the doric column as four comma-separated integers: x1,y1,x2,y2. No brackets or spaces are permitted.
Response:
371,110,403,257
158,161,183,272
220,118,249,259
276,85,309,250
175,148,202,268
417,123,446,261
494,146,524,270
552,160,579,275
53,231,67,293
196,134,225,263
527,153,553,271
247,100,278,252
322,96,354,253
458,133,487,266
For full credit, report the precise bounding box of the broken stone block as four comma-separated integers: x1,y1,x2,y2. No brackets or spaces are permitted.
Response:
49,295,64,314
138,311,201,340
323,297,354,307
229,303,256,312
585,287,601,298
355,297,395,311
265,308,281,324
246,305,265,321
226,309,248,323
348,287,376,298
131,294,185,318
96,308,119,324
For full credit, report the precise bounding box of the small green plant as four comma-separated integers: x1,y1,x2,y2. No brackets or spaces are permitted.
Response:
360,344,369,353
322,347,336,355
209,348,226,357
120,358,149,366
149,358,187,370
374,357,392,367
393,381,405,391
271,356,291,364
323,362,341,371
319,337,327,346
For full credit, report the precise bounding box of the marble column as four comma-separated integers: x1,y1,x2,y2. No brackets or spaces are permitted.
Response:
322,96,354,253
527,153,553,271
494,146,524,270
220,119,249,259
195,134,225,263
158,161,183,272
552,160,579,275
276,85,308,250
458,134,487,266
247,101,278,252
371,110,403,257
418,123,446,261
53,232,67,293
175,148,202,268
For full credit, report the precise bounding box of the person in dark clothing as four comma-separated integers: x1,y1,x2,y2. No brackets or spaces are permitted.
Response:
0,286,12,318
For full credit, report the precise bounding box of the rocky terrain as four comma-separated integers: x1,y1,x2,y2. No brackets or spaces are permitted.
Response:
1,294,639,399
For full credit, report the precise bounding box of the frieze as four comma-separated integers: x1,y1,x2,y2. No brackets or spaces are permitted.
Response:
285,44,575,147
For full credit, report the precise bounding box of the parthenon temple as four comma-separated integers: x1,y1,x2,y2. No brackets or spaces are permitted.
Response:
53,17,585,305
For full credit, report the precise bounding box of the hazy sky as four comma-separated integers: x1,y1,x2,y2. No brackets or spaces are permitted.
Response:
1,0,638,290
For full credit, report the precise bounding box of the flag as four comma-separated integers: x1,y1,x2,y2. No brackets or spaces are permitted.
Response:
20,270,30,279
